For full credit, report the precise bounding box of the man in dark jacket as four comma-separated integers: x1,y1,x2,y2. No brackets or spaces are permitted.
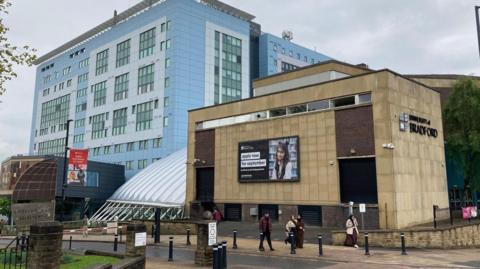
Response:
258,213,274,251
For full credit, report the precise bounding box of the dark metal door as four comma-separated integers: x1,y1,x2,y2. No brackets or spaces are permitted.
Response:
224,204,242,221
339,158,378,204
196,168,214,202
258,204,278,220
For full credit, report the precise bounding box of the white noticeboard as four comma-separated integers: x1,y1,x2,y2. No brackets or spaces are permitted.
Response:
106,221,118,235
208,222,217,246
135,232,147,247
359,203,366,213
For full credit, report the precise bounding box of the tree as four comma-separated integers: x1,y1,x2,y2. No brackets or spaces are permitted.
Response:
443,77,480,196
0,0,37,95
0,197,10,216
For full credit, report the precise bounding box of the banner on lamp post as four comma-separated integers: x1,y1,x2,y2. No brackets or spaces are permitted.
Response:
67,149,88,186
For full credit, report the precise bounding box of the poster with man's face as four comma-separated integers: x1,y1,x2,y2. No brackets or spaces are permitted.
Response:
238,136,299,182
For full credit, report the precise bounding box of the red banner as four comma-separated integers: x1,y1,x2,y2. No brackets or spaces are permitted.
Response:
67,149,88,185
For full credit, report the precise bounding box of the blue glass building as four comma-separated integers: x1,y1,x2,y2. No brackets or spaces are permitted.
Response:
30,0,332,179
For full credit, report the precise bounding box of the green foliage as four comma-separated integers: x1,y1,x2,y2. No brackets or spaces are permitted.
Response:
60,254,119,269
0,0,37,95
0,198,10,216
443,77,480,192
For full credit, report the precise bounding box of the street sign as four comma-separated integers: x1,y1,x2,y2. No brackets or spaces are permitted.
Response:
359,203,366,213
208,222,217,246
135,232,147,247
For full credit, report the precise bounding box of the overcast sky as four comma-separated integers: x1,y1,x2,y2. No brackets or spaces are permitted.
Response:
1,0,479,161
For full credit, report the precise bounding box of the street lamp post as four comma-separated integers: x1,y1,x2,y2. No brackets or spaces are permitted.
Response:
60,119,73,222
475,6,480,58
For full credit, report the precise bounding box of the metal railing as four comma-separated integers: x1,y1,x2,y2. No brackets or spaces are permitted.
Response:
0,233,29,269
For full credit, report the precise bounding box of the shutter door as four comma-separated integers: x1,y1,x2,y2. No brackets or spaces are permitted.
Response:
298,205,322,226
224,204,242,221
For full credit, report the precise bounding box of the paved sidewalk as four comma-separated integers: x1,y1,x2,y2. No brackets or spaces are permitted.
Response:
59,232,480,268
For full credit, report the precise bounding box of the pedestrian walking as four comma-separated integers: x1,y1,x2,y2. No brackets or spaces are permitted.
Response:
82,215,89,238
284,215,297,246
213,208,222,224
344,214,359,248
296,215,305,248
258,213,274,251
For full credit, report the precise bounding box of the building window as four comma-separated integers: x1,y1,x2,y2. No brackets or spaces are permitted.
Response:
139,28,156,59
289,50,293,57
86,172,99,187
43,75,51,84
63,66,71,75
93,147,101,156
91,113,107,139
273,44,277,51
76,87,87,98
38,138,65,156
307,100,330,111
139,140,148,150
79,58,89,69
164,77,170,88
164,97,169,108
75,102,87,112
332,96,355,107
112,107,127,135
74,118,85,128
297,53,301,60
269,108,287,117
152,158,161,162
77,73,88,84
95,49,109,75
92,81,107,107
166,20,171,31
114,144,123,153
125,161,133,170
116,39,131,67
103,145,111,155
165,58,170,68
39,94,70,134
163,116,169,127
135,101,153,131
42,88,50,96
138,159,148,169
66,79,72,87
282,48,285,54
304,56,308,62
160,41,165,51
137,64,154,94
114,73,129,101
126,142,134,152
220,33,242,103
161,22,166,32
153,138,162,148
73,134,84,143
166,39,171,49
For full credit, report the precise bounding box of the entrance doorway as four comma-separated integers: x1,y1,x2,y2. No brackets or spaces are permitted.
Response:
339,158,378,204
258,204,278,220
196,168,214,202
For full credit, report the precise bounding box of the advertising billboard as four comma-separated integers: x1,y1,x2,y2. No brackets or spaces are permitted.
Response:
67,149,88,185
238,136,299,182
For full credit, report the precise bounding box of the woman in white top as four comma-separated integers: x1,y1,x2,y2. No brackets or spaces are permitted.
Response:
271,141,292,180
345,215,359,248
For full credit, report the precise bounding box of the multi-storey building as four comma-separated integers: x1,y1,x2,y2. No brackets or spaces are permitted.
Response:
30,0,331,179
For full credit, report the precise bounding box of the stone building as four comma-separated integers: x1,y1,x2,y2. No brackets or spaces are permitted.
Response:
186,60,450,229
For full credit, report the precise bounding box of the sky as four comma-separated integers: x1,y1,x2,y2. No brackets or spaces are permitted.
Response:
0,0,479,161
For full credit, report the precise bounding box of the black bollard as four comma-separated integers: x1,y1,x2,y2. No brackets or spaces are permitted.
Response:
114,234,118,252
433,205,437,229
400,233,407,255
212,244,218,269
186,228,191,246
222,241,227,269
364,232,370,255
318,234,323,256
168,236,173,261
290,232,296,254
217,242,223,269
233,230,238,249
69,235,72,250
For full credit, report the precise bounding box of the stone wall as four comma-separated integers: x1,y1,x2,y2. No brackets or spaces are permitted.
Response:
144,220,197,235
331,221,480,249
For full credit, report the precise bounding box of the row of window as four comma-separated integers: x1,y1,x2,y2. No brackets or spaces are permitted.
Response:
42,78,73,97
272,43,318,65
95,21,171,76
90,138,162,156
196,93,372,130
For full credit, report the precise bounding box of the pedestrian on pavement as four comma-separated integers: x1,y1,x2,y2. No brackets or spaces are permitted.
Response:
82,214,89,238
259,213,274,251
284,215,297,246
344,214,359,248
296,215,305,248
213,208,222,224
